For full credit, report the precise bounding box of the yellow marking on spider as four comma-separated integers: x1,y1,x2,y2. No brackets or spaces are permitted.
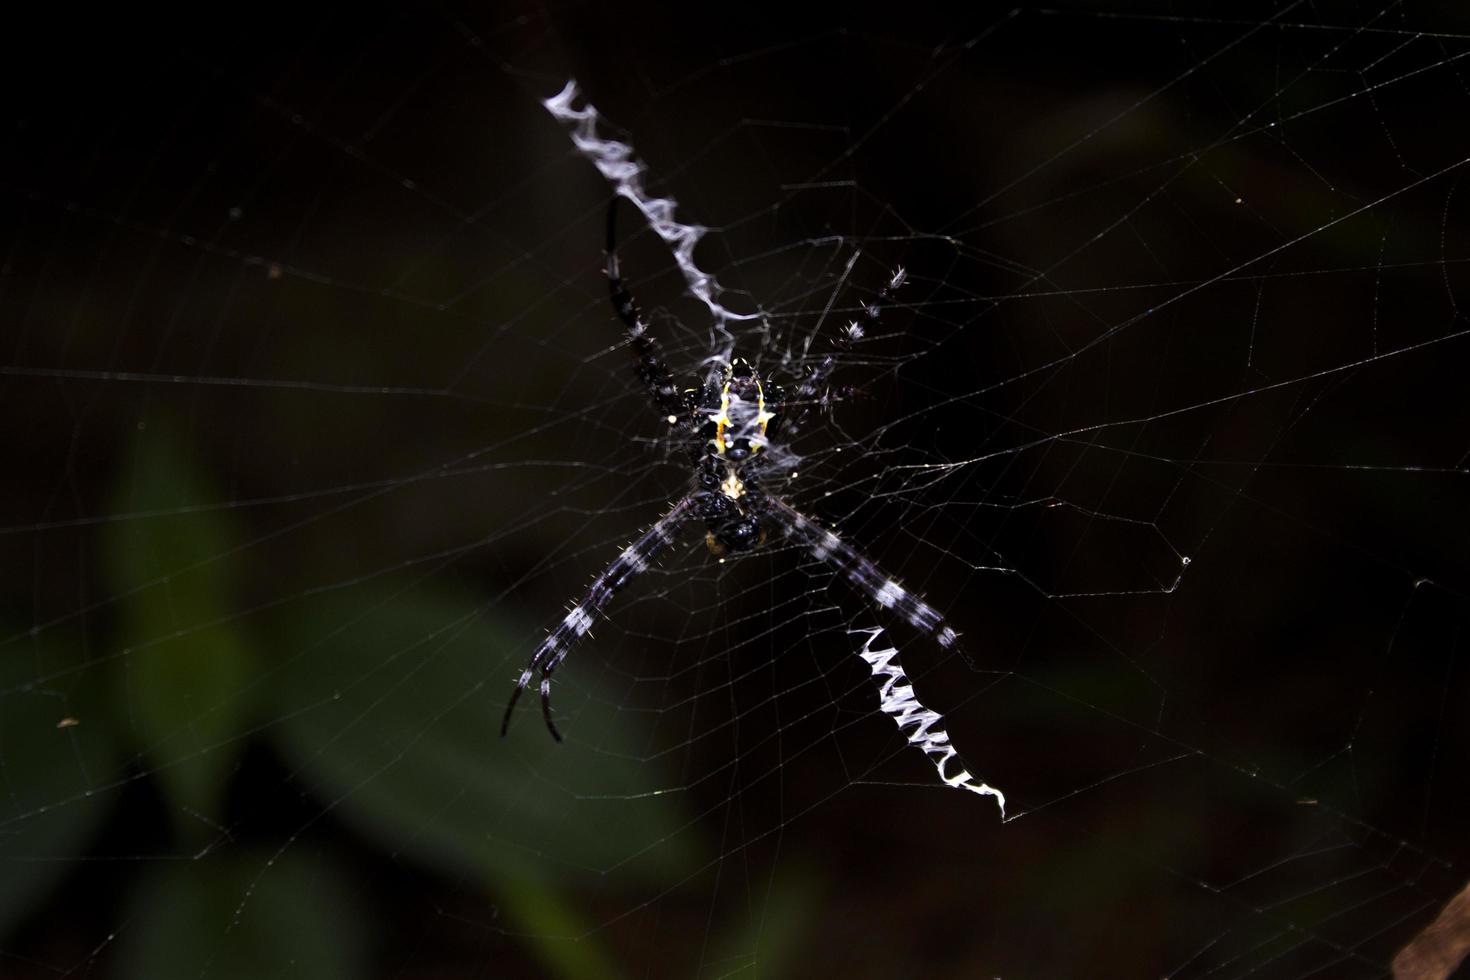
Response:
753,375,774,437
709,387,732,454
709,364,774,455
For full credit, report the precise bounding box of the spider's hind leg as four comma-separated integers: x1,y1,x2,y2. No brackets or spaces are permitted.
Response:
763,495,969,665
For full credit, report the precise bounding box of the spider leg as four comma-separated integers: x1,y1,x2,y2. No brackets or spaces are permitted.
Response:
781,265,906,440
761,496,1001,814
501,494,696,741
606,198,686,421
762,495,967,663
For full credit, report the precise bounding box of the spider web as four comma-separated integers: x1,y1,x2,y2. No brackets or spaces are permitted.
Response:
3,3,1469,978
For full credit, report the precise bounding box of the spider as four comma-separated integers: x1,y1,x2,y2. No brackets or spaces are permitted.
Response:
500,200,964,742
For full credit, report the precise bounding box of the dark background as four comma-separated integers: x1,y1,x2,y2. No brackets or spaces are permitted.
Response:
3,3,1469,977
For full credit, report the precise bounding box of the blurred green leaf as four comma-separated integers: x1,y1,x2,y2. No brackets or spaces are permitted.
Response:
0,624,117,940
112,850,366,980
100,424,254,829
706,864,822,978
268,586,702,887
495,859,623,980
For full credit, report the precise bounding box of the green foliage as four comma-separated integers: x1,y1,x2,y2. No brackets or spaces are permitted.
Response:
494,862,624,980
112,852,366,980
101,424,254,832
266,586,706,976
707,864,823,978
268,587,702,885
0,625,116,939
5,426,728,978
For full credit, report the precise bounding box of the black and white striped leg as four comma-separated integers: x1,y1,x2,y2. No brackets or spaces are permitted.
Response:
764,496,964,658
766,496,1002,814
606,198,686,421
502,495,696,741
783,265,906,439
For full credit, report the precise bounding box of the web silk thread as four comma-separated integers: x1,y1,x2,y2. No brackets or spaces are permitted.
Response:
853,627,1006,817
542,80,755,328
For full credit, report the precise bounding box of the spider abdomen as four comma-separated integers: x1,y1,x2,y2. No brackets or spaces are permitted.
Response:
695,470,766,557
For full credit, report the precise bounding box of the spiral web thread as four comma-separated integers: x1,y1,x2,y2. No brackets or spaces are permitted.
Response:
542,80,755,330
852,626,1005,817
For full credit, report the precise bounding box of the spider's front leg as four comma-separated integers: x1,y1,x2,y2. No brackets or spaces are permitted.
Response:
501,494,696,741
606,198,686,422
782,265,906,440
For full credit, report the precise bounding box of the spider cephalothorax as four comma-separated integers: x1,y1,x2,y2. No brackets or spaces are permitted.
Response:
500,197,957,743
691,357,778,556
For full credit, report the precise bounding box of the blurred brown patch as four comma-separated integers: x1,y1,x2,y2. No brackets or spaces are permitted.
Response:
1394,879,1470,980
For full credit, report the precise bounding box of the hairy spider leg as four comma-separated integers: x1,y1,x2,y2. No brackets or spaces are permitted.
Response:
763,496,968,664
606,198,687,421
501,495,697,741
781,264,907,440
